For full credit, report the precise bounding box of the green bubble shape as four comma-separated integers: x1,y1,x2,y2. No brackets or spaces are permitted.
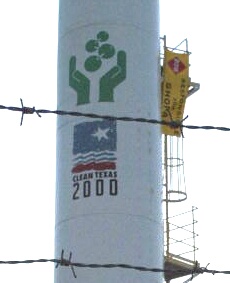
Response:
84,55,102,72
99,44,115,59
97,31,109,42
85,39,99,52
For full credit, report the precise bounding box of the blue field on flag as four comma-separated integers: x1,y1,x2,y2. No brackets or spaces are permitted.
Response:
72,120,117,173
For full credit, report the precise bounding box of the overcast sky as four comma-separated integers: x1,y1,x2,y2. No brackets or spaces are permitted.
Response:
0,1,230,283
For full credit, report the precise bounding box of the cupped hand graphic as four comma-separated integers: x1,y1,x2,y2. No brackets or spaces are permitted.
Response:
99,51,126,102
69,56,90,105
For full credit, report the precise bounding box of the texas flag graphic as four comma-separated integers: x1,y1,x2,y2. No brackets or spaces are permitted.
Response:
72,120,117,173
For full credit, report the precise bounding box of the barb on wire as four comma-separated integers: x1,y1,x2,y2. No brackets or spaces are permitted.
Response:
20,99,41,126
55,250,77,278
165,109,188,137
183,261,200,283
180,115,189,137
0,101,230,132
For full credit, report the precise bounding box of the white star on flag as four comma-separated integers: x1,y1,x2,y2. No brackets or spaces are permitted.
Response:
92,127,110,142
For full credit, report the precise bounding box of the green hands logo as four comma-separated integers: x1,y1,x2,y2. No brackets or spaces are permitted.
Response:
69,31,127,105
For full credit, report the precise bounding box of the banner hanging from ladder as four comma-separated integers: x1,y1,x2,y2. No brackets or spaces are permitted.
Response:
161,48,189,137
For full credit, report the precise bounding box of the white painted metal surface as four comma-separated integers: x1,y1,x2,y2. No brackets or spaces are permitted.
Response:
55,1,163,282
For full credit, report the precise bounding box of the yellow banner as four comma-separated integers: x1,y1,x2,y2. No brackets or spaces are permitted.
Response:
161,49,189,136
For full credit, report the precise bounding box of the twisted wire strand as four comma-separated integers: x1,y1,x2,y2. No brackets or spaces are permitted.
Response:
0,257,230,276
0,103,230,132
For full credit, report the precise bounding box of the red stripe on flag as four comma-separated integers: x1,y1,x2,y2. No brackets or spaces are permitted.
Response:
72,162,116,173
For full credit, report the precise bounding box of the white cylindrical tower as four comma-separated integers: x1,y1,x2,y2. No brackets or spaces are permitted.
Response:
55,1,163,282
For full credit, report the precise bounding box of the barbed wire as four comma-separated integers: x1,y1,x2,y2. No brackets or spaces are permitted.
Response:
0,100,230,132
0,101,228,282
0,250,230,280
